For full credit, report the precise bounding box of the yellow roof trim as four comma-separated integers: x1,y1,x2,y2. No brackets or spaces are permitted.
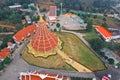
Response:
39,15,44,22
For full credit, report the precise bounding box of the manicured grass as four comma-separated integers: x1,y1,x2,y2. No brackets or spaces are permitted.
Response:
22,32,106,71
84,29,100,41
56,32,106,71
22,48,75,71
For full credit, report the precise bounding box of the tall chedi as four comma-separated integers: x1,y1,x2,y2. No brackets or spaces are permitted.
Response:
27,16,61,57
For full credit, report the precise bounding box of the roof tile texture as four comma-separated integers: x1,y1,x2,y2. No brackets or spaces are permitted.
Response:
31,22,58,52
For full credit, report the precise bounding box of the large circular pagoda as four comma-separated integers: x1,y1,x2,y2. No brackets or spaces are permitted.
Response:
28,17,61,57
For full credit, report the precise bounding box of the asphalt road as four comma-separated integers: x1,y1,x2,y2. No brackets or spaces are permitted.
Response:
95,67,120,80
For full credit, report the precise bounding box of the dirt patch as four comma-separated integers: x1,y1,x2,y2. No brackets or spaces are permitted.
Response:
114,50,120,57
0,24,15,29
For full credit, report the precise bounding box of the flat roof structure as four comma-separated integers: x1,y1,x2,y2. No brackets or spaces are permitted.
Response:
19,72,68,80
0,48,10,60
9,5,22,8
58,15,87,30
13,24,36,42
48,6,57,16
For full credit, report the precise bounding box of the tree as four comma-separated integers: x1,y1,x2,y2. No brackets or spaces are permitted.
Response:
23,3,28,9
30,6,36,10
54,29,57,32
93,15,97,19
3,57,11,64
103,17,106,21
102,22,109,28
56,23,61,28
108,58,114,64
99,52,105,57
86,20,93,32
107,43,120,51
89,38,104,51
0,63,4,70
104,56,108,60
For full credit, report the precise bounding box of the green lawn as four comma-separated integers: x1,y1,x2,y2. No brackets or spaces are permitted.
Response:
57,32,106,71
84,29,100,41
22,48,75,71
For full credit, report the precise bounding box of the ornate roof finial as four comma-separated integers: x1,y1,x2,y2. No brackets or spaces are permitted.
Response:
39,15,44,22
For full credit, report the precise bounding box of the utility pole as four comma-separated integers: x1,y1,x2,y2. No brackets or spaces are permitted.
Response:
60,3,63,15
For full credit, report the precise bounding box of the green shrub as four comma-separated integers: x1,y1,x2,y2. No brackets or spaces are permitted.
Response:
108,58,114,64
0,63,4,70
3,57,11,64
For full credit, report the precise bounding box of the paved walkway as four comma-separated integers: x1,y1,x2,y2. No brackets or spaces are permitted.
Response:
56,48,92,72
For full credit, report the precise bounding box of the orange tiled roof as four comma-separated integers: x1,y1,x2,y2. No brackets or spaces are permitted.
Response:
48,19,57,22
31,21,58,52
0,48,10,60
64,13,77,17
13,24,36,42
22,75,42,80
96,26,113,38
20,72,67,80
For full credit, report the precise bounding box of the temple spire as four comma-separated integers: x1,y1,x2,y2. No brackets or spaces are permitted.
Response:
39,15,44,22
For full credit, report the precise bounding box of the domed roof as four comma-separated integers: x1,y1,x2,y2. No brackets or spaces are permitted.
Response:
31,20,58,52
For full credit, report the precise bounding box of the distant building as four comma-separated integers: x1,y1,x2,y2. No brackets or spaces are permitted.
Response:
0,48,10,61
21,19,26,25
96,26,120,42
13,24,36,43
102,76,110,80
19,71,69,80
95,26,113,42
7,42,16,51
20,9,32,12
48,6,57,23
58,14,87,30
25,15,32,24
28,3,35,8
108,28,120,40
9,5,22,9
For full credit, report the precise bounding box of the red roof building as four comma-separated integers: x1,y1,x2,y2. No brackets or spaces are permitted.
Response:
0,48,10,60
102,76,110,80
19,72,68,80
31,21,58,52
13,24,36,42
96,26,113,42
48,6,57,16
48,6,57,23
7,42,12,46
